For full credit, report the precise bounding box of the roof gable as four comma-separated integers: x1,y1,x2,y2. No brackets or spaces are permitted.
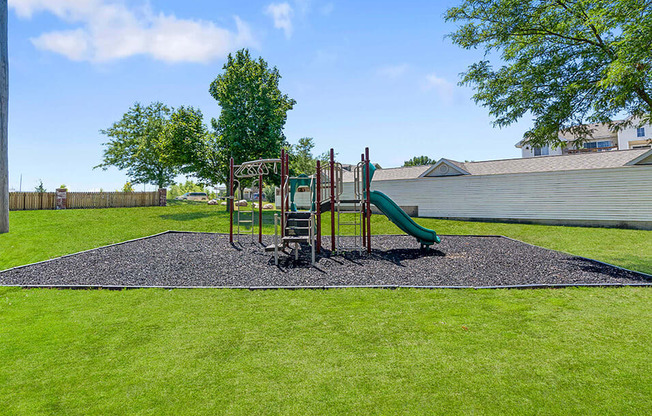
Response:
625,148,652,165
421,159,469,177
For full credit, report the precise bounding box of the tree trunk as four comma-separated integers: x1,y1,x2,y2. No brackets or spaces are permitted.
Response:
0,1,8,234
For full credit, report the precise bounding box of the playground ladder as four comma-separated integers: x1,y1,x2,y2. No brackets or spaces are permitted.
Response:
234,179,255,244
334,162,364,254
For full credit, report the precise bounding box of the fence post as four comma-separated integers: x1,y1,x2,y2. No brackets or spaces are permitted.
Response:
158,188,167,206
55,188,67,210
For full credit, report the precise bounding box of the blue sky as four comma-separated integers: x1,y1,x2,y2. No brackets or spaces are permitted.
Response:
7,0,532,191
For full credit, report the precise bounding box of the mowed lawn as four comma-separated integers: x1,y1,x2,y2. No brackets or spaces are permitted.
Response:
0,287,650,415
1,201,650,273
1,203,651,414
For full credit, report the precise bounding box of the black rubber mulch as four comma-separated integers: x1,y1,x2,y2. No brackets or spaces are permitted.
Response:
2,232,650,288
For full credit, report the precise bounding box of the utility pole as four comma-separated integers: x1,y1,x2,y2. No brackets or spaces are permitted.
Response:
0,0,9,233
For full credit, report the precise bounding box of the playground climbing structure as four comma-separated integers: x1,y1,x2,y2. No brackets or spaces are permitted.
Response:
227,147,440,265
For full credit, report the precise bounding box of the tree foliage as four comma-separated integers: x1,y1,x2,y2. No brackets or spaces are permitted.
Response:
121,182,134,193
209,49,296,181
97,102,178,188
403,156,436,167
168,180,216,200
158,106,220,186
446,0,652,147
34,180,46,193
288,137,317,175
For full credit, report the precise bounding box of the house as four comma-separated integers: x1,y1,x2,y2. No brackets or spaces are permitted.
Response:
339,148,652,230
516,116,652,158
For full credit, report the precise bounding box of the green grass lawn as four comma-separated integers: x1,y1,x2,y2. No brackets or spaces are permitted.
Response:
1,203,651,415
0,286,650,415
1,201,650,273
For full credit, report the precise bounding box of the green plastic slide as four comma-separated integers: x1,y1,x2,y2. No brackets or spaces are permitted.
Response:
369,190,441,246
363,162,440,246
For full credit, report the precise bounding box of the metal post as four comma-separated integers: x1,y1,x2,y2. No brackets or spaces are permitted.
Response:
285,153,290,214
0,2,7,234
329,148,335,252
316,160,321,253
365,147,371,253
258,172,263,244
274,213,278,265
229,157,234,243
280,148,285,238
361,153,366,248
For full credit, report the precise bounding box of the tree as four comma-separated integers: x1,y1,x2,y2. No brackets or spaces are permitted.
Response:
96,102,177,189
168,180,216,199
446,0,652,148
0,1,7,234
159,106,221,186
209,49,296,181
34,180,46,193
403,156,436,167
121,182,134,192
288,137,317,175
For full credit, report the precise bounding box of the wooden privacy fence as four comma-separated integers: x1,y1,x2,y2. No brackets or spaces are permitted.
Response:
9,192,56,210
9,191,163,211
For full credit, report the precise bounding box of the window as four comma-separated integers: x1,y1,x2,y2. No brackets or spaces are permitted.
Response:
637,127,645,137
533,146,549,156
584,141,613,150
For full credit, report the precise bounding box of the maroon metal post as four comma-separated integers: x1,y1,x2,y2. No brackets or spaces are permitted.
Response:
285,153,290,214
316,159,322,253
361,153,366,248
258,172,263,244
329,148,336,252
229,157,234,243
365,147,371,253
280,148,285,238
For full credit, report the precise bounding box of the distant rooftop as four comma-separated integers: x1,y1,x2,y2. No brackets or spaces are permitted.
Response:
343,148,652,182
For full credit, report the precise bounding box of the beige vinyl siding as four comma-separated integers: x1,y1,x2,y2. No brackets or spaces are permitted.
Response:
358,166,652,226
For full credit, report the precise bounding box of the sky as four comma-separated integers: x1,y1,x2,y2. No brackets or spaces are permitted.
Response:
6,0,533,192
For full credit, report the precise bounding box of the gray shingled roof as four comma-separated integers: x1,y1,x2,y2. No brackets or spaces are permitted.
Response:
341,164,430,182
342,148,651,182
457,149,649,176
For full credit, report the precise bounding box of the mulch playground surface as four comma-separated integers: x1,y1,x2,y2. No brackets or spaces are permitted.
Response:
2,232,650,288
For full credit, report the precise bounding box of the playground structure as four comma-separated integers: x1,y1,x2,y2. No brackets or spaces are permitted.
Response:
228,147,440,265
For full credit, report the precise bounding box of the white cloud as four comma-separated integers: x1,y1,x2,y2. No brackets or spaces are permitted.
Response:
265,2,294,39
9,0,257,63
378,64,410,79
423,72,454,102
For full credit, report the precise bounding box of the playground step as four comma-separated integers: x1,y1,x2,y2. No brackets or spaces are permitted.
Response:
287,212,311,219
264,243,284,252
282,236,311,244
285,227,310,237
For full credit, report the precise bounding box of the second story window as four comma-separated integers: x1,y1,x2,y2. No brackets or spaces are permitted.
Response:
637,127,646,137
533,146,549,156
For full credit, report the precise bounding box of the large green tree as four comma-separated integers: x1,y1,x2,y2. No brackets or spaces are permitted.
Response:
96,102,178,188
209,49,296,180
446,0,652,148
159,106,221,186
